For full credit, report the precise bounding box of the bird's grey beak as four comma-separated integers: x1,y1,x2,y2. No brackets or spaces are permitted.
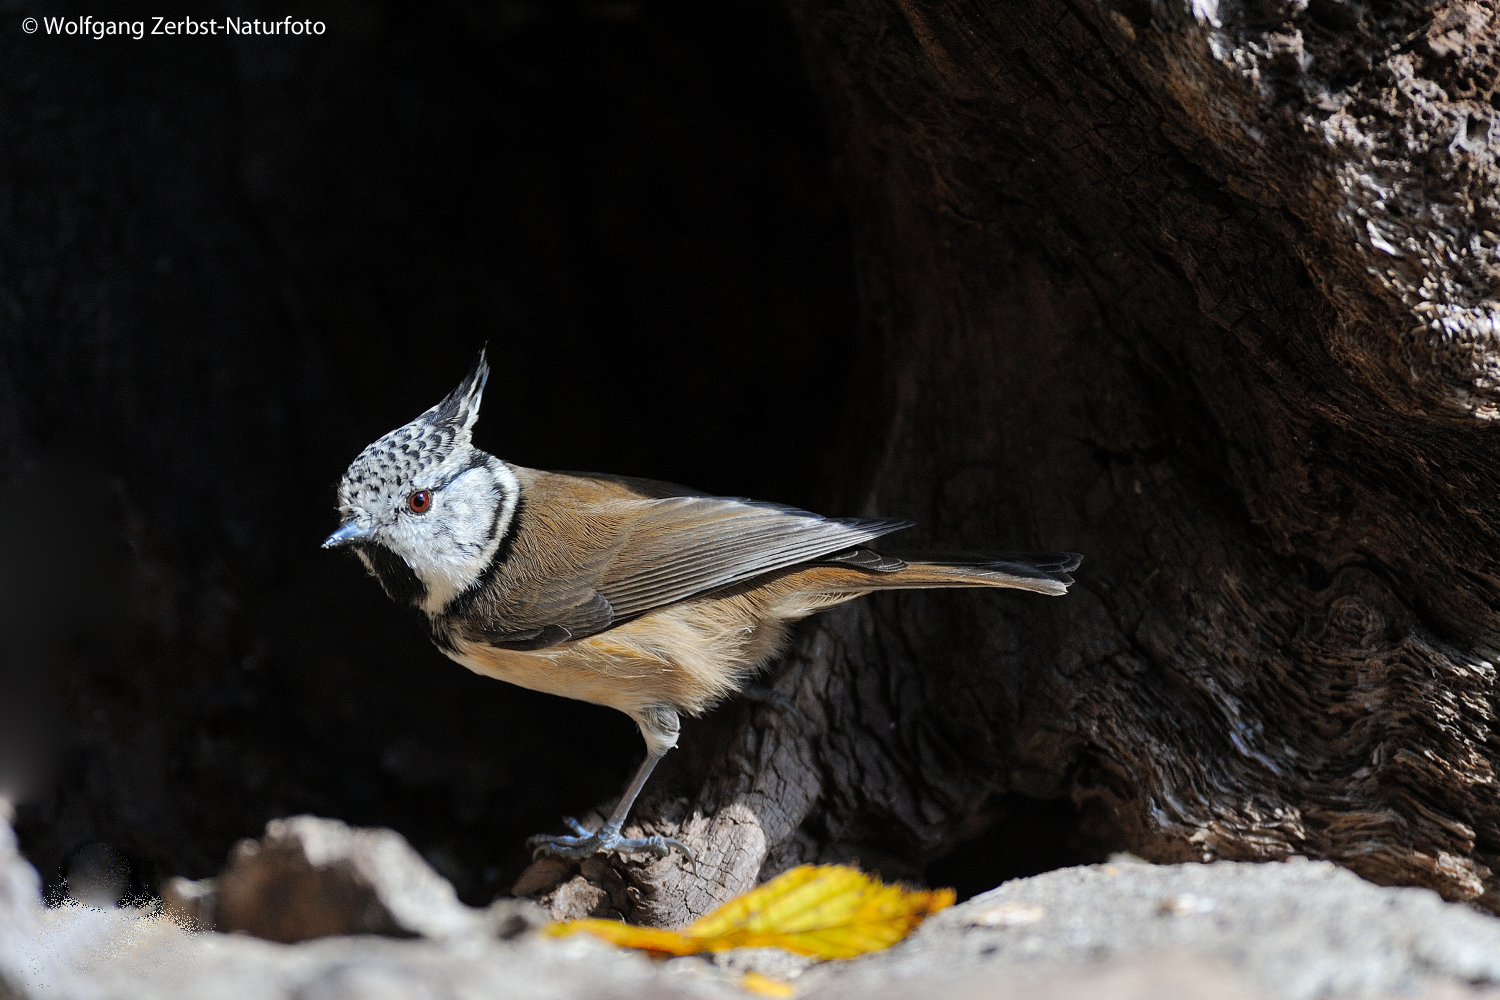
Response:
322,523,369,549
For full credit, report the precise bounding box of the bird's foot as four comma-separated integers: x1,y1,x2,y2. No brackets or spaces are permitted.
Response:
527,817,696,865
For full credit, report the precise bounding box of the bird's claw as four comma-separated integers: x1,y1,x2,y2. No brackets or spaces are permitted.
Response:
527,822,696,867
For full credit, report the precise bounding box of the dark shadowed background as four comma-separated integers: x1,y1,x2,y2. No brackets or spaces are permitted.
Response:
0,0,881,904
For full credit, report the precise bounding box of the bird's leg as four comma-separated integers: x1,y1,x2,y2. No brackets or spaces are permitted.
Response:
527,706,694,863
526,749,693,862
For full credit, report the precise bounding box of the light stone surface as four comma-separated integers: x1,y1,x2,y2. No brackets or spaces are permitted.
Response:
799,857,1500,1000
10,813,1500,999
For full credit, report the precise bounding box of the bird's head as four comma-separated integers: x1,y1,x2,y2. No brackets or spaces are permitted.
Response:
324,349,519,614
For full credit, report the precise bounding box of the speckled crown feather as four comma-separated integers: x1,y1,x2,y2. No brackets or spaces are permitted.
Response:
337,350,490,514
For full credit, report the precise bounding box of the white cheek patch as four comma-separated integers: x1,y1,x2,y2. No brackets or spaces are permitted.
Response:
440,481,491,549
398,460,519,615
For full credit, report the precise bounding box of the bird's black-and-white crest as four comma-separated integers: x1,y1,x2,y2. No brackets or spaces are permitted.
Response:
338,349,490,512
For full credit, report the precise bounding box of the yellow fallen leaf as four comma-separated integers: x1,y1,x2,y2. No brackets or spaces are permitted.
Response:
547,864,954,961
741,970,795,996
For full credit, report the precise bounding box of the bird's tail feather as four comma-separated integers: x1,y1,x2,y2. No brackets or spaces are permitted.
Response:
884,551,1080,596
813,549,1081,597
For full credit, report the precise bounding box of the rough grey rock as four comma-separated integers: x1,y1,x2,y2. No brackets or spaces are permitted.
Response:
801,857,1500,1000
0,800,43,1000
164,816,541,944
5,812,745,1000
15,809,1500,999
19,911,747,1000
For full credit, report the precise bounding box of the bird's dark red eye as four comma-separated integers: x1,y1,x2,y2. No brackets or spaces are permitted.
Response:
407,491,431,514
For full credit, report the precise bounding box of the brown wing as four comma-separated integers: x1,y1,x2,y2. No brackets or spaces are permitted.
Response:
597,495,910,619
455,468,910,648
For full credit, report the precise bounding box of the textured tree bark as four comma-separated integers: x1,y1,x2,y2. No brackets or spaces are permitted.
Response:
521,0,1500,923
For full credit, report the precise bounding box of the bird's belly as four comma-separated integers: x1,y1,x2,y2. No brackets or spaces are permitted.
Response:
446,640,626,709
444,589,806,718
